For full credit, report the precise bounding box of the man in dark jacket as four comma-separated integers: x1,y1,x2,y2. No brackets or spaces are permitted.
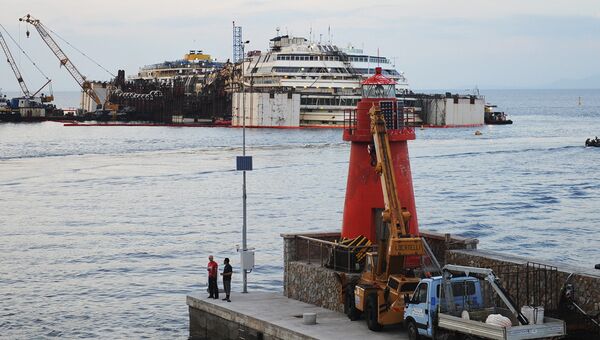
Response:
220,258,233,302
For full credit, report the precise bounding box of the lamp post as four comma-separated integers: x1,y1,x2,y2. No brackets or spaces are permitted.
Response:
241,40,250,294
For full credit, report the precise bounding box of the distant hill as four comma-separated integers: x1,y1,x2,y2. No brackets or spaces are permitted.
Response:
545,75,600,89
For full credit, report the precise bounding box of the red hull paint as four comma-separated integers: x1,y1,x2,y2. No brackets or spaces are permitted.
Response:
63,123,229,127
229,124,343,129
420,123,483,128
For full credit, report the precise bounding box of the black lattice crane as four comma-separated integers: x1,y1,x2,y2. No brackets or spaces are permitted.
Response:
0,30,30,97
20,14,101,108
0,24,53,101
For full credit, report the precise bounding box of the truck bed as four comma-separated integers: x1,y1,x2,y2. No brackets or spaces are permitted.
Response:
438,313,566,340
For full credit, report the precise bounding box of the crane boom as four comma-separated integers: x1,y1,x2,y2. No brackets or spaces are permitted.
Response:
19,14,101,106
370,105,408,238
0,30,30,97
369,103,424,278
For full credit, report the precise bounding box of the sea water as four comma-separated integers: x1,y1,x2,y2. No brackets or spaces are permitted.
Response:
0,89,599,337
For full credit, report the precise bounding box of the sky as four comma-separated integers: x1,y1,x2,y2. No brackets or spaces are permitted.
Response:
1,0,599,92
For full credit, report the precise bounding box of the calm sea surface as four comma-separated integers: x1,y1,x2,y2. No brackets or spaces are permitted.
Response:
1,89,599,338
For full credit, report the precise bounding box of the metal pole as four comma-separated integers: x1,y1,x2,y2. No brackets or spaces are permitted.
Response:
242,42,248,294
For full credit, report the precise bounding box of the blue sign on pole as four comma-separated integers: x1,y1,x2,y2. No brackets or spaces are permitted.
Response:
236,156,253,171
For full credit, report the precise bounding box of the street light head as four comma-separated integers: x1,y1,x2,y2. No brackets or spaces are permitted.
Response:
244,40,250,44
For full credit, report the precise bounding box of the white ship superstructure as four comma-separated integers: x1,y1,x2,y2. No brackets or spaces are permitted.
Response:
133,50,224,83
343,45,410,94
234,35,415,127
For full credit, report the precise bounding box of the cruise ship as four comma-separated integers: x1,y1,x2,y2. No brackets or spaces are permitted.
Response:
234,35,417,127
107,37,483,127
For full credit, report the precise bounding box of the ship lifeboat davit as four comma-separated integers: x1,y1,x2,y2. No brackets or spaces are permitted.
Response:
341,67,419,242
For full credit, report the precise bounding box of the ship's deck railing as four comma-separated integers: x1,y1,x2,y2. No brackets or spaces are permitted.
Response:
294,234,376,273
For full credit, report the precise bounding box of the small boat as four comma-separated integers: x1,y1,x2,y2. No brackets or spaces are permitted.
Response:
585,137,600,147
485,104,513,125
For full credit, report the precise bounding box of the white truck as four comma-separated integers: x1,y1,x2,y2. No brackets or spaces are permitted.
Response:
403,265,566,340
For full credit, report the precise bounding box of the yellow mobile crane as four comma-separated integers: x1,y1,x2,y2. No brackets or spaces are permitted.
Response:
19,14,115,112
346,103,439,331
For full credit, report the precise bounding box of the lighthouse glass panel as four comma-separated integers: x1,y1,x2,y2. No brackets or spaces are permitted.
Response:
362,84,396,98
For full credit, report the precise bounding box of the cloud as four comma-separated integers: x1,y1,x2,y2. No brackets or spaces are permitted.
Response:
1,0,599,92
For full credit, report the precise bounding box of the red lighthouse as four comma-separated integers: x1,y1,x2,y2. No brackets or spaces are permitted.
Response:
341,67,419,242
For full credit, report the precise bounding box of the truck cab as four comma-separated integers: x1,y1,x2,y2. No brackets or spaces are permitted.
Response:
404,276,483,339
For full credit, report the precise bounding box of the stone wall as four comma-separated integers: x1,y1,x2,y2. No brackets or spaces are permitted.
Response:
282,232,343,298
448,249,600,314
282,231,600,313
285,262,361,313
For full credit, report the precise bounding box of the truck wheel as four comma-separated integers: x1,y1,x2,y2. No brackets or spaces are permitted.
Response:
407,320,420,340
344,284,361,321
365,294,383,331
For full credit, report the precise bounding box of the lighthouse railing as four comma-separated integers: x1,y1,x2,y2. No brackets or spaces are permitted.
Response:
343,108,357,134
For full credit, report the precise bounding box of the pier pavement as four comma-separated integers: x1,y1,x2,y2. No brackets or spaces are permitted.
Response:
187,291,409,340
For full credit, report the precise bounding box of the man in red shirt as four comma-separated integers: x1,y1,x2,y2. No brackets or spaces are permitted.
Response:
207,255,219,299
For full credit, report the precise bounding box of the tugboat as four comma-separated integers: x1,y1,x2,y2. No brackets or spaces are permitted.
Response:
484,104,513,125
585,137,600,147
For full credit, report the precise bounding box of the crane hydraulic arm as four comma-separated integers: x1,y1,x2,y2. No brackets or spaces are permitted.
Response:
19,14,101,107
369,104,425,278
0,30,30,97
